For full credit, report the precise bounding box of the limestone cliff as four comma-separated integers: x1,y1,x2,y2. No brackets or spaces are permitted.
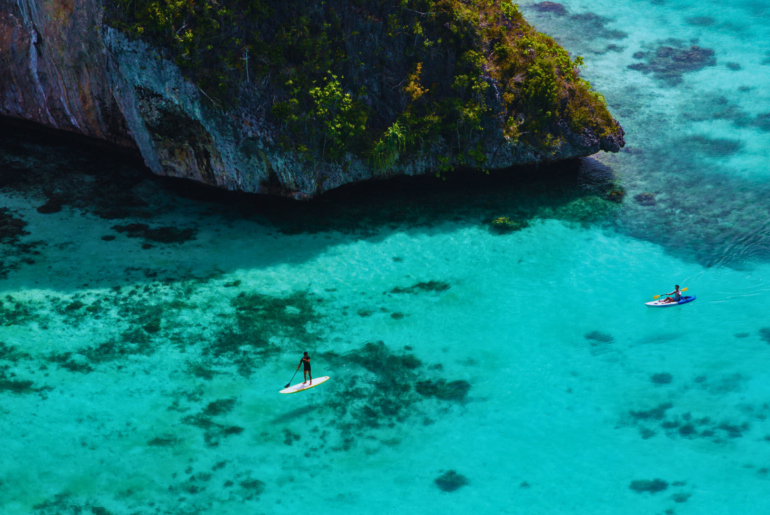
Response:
0,0,624,199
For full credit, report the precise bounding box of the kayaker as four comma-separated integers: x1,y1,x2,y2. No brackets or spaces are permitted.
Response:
660,285,682,304
296,352,312,385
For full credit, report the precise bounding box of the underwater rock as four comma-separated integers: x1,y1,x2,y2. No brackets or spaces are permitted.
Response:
685,16,716,26
629,479,668,493
651,373,673,384
434,470,469,492
630,402,673,420
569,12,628,40
0,376,36,394
36,197,63,214
585,331,614,343
628,41,716,85
0,208,28,242
761,328,770,343
490,217,529,234
672,492,692,503
605,188,626,203
532,2,568,16
416,379,471,401
112,223,197,244
389,281,451,295
754,114,770,132
726,62,741,71
634,193,656,206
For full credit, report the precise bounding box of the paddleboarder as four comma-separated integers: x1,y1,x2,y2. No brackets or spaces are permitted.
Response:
296,352,312,385
660,285,682,304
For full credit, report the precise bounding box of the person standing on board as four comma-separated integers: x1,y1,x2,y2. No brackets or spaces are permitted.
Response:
296,352,312,385
660,285,682,304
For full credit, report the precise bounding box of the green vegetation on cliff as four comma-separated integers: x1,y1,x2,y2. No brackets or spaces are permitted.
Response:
104,0,617,170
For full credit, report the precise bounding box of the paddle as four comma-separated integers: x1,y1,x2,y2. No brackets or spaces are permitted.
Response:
285,368,299,389
653,287,688,300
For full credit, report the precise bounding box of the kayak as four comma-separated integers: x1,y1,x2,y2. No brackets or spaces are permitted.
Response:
645,295,696,307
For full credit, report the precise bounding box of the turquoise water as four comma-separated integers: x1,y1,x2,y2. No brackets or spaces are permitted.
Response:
2,0,770,513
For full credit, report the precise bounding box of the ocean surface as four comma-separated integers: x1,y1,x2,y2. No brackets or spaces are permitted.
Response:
2,0,770,513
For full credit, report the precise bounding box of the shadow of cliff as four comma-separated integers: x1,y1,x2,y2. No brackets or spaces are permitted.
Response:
0,118,621,293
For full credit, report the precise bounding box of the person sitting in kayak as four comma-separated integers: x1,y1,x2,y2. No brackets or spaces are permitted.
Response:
296,352,312,385
660,285,682,304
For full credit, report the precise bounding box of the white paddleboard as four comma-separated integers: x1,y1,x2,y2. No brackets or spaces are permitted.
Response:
279,376,330,394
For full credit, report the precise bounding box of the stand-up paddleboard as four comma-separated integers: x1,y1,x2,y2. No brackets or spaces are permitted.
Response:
646,295,696,307
279,376,330,394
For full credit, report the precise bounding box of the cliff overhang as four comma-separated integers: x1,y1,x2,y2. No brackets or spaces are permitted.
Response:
0,0,624,199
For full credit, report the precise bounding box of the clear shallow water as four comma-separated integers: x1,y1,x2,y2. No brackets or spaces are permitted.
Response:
2,1,770,513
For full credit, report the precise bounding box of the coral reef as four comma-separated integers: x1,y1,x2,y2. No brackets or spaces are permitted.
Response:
629,40,716,85
435,470,469,492
629,479,668,493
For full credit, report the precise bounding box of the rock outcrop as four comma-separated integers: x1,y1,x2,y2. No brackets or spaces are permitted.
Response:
0,0,625,199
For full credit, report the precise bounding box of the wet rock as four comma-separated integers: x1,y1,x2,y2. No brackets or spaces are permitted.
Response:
490,216,529,234
605,189,625,203
37,198,63,214
629,479,668,493
628,40,716,85
532,2,568,16
634,193,656,206
435,470,469,492
651,373,673,384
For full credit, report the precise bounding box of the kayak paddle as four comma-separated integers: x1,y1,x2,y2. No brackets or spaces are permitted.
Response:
653,287,688,299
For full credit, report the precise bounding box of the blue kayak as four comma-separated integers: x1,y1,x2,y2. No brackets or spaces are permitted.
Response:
645,295,696,307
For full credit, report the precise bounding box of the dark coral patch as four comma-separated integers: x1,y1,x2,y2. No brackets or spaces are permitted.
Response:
628,40,716,85
389,281,450,294
585,331,614,344
686,16,716,26
435,470,469,492
634,193,656,206
629,479,668,493
0,208,28,243
112,223,197,244
416,379,471,401
532,1,568,16
569,12,627,40
760,328,770,343
651,372,673,384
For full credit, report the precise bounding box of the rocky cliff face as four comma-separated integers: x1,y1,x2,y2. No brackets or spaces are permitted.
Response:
0,0,624,199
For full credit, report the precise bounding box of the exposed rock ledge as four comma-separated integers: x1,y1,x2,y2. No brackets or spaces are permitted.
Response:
0,0,624,199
